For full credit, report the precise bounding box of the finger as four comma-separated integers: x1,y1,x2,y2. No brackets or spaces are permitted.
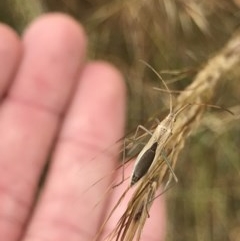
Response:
0,14,86,241
102,163,166,241
143,197,166,241
23,62,126,241
0,24,21,97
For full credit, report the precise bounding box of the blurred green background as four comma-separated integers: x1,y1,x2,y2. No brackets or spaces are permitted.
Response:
1,1,239,240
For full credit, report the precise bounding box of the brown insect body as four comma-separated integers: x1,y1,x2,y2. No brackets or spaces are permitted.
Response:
130,113,175,186
130,142,158,186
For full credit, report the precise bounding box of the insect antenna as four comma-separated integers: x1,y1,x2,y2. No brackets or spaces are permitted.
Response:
153,85,235,116
139,59,173,114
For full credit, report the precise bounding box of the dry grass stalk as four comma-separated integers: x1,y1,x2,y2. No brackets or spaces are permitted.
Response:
104,30,240,241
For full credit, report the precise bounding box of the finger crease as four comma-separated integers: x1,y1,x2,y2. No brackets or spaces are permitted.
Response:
0,183,31,210
6,94,63,118
0,185,30,228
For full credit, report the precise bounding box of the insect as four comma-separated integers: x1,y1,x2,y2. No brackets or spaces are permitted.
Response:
129,61,233,188
129,61,190,188
93,62,234,241
92,63,190,241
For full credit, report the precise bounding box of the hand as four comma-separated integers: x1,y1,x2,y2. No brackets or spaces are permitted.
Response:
0,13,165,241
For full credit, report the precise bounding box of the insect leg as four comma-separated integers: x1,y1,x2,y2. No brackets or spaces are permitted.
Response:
161,150,178,185
133,125,153,140
161,150,178,190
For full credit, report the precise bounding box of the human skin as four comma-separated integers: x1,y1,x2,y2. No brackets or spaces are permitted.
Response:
0,13,165,241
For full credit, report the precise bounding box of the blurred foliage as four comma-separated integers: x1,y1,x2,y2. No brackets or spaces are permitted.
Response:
0,0,43,32
0,0,239,241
